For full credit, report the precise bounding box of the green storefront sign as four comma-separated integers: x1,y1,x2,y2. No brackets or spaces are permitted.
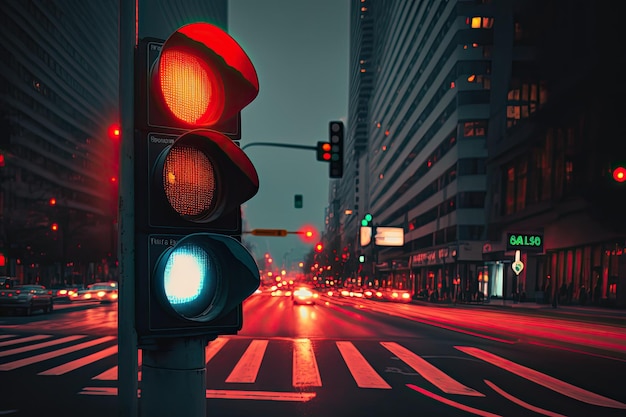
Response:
506,233,544,252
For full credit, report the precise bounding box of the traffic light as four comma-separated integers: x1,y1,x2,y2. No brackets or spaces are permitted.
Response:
294,194,303,208
134,22,261,343
316,142,331,161
329,121,344,178
612,165,626,183
361,213,373,227
315,243,324,252
108,123,121,140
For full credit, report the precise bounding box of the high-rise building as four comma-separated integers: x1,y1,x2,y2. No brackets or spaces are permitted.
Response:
0,0,227,285
338,0,626,307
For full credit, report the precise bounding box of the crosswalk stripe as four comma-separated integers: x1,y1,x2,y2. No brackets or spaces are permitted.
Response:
292,338,321,387
336,341,391,389
205,337,229,364
0,336,114,371
93,349,142,381
456,346,626,409
0,334,19,341
38,344,118,375
0,335,83,359
0,334,51,348
381,342,483,396
225,339,268,383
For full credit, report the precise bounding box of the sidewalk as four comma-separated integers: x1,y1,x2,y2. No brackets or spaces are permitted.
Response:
412,297,626,321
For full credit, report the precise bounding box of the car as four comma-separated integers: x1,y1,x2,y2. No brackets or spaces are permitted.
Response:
292,286,318,305
49,284,81,302
70,281,118,304
0,284,54,315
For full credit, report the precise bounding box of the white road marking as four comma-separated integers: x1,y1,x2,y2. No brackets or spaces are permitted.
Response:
336,341,391,389
456,346,626,409
0,336,113,371
39,344,118,375
382,342,483,396
225,339,268,383
0,335,53,349
292,338,321,387
0,335,83,359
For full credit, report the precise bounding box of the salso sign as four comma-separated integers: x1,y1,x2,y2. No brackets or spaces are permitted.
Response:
506,232,544,252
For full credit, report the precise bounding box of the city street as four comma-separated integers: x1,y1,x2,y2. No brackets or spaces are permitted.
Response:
1,293,625,417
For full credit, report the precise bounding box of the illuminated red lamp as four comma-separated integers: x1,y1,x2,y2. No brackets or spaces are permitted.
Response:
315,243,323,252
108,123,121,139
152,22,259,129
612,166,626,183
298,224,318,243
51,223,59,231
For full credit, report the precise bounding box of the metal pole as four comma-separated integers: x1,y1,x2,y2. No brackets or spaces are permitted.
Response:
119,0,138,415
140,338,209,417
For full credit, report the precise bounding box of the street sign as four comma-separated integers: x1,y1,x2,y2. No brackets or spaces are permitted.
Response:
511,250,524,275
249,229,288,237
375,227,404,246
506,232,543,252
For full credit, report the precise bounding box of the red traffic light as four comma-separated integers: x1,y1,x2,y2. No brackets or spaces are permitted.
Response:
108,123,121,139
151,22,259,128
297,224,318,243
315,243,323,252
613,166,626,183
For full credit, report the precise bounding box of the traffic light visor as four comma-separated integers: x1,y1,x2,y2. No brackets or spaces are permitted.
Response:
154,130,259,223
153,233,260,323
152,22,259,128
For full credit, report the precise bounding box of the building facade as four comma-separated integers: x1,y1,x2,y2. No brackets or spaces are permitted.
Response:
335,0,625,307
0,0,227,286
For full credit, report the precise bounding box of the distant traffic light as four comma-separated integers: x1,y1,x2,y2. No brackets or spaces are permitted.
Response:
612,165,626,183
50,223,59,231
315,243,324,252
361,213,373,227
108,123,121,140
316,141,331,161
134,22,260,342
294,194,303,208
329,121,344,178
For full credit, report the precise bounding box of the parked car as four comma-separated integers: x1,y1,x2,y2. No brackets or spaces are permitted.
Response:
70,281,118,304
0,284,54,315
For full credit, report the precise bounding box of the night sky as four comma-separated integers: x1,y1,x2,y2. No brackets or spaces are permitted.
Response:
228,0,349,266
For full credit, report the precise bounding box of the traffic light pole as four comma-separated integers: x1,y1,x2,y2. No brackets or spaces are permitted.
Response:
140,337,212,417
118,1,138,416
241,142,316,152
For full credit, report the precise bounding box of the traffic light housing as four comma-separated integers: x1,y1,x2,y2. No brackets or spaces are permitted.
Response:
134,22,260,344
329,121,344,178
316,142,331,161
